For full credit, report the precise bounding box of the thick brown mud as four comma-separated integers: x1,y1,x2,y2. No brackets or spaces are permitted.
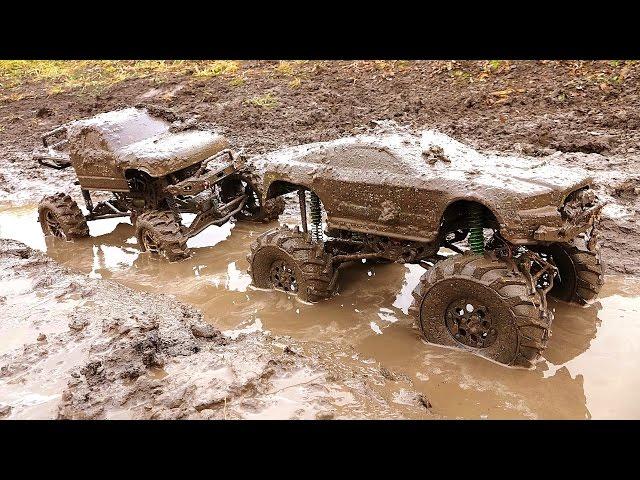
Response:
2,203,639,419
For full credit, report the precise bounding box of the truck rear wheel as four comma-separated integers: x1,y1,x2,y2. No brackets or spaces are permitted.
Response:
38,193,89,240
135,211,189,262
409,253,552,368
546,240,603,305
247,225,336,302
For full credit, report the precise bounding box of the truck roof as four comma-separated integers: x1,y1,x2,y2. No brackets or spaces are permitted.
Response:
248,129,592,198
68,107,171,150
67,107,228,177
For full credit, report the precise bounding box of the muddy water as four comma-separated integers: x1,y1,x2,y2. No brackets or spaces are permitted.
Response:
1,204,639,419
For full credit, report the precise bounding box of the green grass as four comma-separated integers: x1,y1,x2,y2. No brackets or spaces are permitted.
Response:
246,93,278,108
0,60,241,99
229,76,245,87
192,61,239,78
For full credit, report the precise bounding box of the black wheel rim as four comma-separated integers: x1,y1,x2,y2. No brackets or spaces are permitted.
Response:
141,230,160,254
269,260,298,293
44,210,64,238
445,298,497,348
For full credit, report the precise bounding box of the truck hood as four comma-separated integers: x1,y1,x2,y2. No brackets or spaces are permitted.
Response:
418,130,593,206
116,130,229,177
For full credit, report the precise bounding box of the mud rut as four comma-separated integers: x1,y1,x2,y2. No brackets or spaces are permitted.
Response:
1,61,640,419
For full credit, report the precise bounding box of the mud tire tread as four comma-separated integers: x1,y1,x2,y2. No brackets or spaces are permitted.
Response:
551,239,603,305
38,192,89,239
247,225,336,302
135,210,189,262
409,253,552,368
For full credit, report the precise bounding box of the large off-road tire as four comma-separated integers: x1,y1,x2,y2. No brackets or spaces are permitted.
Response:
409,253,552,368
247,225,336,302
38,193,89,240
546,239,603,305
235,173,285,223
135,210,189,262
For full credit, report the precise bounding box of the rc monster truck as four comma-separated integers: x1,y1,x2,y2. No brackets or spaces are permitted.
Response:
245,130,605,368
36,107,284,260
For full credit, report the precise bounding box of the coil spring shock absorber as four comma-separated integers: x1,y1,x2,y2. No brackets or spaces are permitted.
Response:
309,191,323,242
468,204,485,255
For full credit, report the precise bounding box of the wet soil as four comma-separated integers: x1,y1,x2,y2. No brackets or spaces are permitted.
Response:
0,236,426,420
1,204,639,419
1,61,640,419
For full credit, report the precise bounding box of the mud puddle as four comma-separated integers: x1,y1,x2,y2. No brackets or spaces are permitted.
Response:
1,204,640,419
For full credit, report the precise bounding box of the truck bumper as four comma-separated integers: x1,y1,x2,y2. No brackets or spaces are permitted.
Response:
533,202,604,248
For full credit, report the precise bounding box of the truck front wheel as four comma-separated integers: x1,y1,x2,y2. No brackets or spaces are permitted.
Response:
247,225,336,302
38,193,89,240
409,253,552,368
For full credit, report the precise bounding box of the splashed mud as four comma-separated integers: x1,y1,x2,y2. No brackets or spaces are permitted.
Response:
1,202,638,419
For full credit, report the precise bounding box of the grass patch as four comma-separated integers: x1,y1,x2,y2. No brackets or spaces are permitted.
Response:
487,60,502,71
193,61,239,78
275,61,295,76
0,60,242,95
289,77,301,88
374,60,391,71
452,69,473,81
274,60,309,77
246,93,278,108
229,76,245,87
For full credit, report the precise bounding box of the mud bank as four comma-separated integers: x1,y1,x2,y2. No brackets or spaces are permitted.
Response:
1,239,424,419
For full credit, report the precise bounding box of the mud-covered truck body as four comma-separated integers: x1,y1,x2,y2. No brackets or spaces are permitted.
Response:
252,131,602,249
245,130,604,368
36,107,284,260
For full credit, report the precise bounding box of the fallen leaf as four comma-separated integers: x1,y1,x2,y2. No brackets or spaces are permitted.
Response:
490,88,514,97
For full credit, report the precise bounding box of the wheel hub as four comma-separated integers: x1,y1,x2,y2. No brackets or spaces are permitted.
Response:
269,260,298,293
445,298,497,348
44,210,64,238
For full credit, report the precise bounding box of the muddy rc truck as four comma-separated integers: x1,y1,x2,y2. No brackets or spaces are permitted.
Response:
36,107,284,260
35,108,284,260
244,130,605,368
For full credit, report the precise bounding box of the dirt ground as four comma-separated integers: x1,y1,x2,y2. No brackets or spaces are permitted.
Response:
0,61,639,419
1,60,638,274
